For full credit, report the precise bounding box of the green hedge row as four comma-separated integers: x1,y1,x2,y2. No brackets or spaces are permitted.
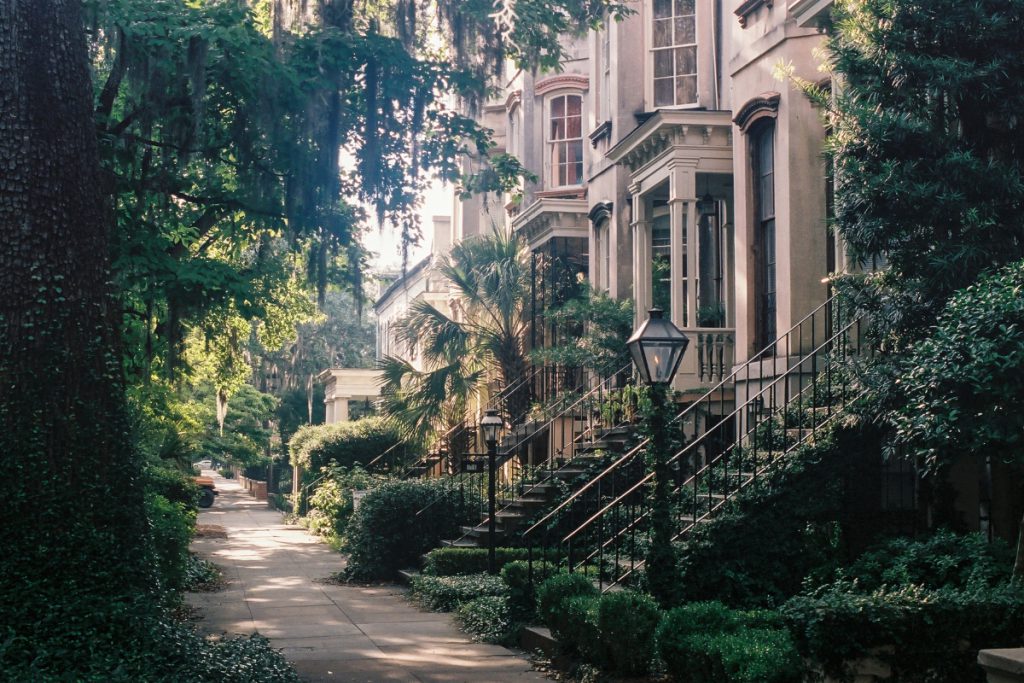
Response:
289,417,405,472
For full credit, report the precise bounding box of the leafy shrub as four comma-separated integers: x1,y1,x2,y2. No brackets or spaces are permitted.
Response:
144,465,199,508
423,546,537,576
537,573,598,645
456,595,517,644
305,465,375,542
501,559,560,621
183,554,223,592
559,594,602,662
837,529,1014,591
657,602,802,683
409,573,508,612
146,493,196,594
782,580,1024,682
677,425,878,608
596,590,661,676
289,417,405,472
218,467,235,478
343,479,481,581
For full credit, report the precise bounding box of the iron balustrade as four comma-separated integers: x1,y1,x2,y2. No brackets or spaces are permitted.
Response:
523,292,872,589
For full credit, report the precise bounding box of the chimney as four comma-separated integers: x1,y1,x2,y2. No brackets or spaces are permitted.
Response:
432,215,452,257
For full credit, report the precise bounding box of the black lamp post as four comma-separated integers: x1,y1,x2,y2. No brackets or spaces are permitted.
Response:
627,308,690,385
480,408,503,575
627,308,689,606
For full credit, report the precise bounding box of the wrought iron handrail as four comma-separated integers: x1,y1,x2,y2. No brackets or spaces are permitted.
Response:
444,362,634,544
550,304,869,589
564,315,863,549
397,365,544,480
522,293,839,539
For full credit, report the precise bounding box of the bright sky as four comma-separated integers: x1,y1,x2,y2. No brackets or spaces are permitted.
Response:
364,180,452,272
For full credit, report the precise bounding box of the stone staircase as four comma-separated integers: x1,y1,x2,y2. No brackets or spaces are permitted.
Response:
440,424,635,549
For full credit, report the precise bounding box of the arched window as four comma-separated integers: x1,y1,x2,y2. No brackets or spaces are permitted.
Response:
652,0,697,107
549,93,583,187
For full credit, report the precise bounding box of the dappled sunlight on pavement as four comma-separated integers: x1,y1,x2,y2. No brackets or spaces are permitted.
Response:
187,474,546,682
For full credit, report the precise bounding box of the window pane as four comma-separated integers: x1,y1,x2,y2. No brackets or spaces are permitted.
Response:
674,0,695,15
567,114,581,138
653,0,673,19
654,78,674,107
676,75,697,105
568,140,582,164
552,96,565,118
654,49,673,78
567,95,581,117
675,16,695,44
551,117,565,140
676,46,697,74
653,18,672,48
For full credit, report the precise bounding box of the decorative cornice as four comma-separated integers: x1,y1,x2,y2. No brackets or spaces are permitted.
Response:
511,198,589,249
589,120,613,147
735,0,773,27
588,201,613,225
534,74,589,96
607,110,733,175
505,89,522,112
733,92,781,133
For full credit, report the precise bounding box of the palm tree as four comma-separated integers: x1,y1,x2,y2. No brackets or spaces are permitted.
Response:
379,229,531,451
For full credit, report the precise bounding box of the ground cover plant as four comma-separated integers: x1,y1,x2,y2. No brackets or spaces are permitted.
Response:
456,595,517,645
782,530,1024,682
656,602,802,683
409,573,508,612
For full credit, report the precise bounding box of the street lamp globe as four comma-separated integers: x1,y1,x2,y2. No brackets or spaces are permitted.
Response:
627,308,690,385
481,408,503,446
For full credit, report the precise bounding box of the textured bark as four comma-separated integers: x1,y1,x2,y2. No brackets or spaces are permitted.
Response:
0,0,152,627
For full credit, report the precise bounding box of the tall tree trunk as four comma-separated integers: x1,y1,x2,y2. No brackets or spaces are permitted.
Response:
0,0,153,651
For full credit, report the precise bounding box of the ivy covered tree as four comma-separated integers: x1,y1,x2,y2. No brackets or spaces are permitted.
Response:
822,0,1024,348
0,0,163,673
2,0,628,677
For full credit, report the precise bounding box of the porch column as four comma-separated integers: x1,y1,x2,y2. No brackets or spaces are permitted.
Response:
669,164,698,328
324,398,334,424
630,183,650,327
335,397,350,422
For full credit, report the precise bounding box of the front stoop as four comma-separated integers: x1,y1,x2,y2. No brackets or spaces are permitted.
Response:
980,649,1024,683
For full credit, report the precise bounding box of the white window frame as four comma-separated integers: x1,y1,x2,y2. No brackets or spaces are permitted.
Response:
544,91,586,190
647,0,699,109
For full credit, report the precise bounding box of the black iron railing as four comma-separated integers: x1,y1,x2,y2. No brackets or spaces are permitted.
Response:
523,292,872,589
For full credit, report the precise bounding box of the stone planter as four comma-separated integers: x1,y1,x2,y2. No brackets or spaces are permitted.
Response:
979,649,1024,683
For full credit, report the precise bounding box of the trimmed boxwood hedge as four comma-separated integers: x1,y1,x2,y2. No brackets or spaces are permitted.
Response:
342,479,481,581
289,417,406,472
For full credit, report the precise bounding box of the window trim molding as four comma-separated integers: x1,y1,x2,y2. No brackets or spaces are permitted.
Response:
545,91,586,190
535,75,589,97
647,0,700,110
733,92,781,133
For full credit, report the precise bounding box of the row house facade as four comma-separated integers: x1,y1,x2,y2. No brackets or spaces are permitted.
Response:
492,0,837,394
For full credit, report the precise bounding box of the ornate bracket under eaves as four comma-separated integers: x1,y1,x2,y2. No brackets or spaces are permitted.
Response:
735,0,773,27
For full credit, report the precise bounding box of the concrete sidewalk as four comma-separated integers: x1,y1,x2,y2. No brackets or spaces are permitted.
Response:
187,474,546,683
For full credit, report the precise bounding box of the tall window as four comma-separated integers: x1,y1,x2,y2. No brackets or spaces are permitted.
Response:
549,94,583,187
652,0,697,108
597,220,611,292
752,122,776,349
651,210,674,319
